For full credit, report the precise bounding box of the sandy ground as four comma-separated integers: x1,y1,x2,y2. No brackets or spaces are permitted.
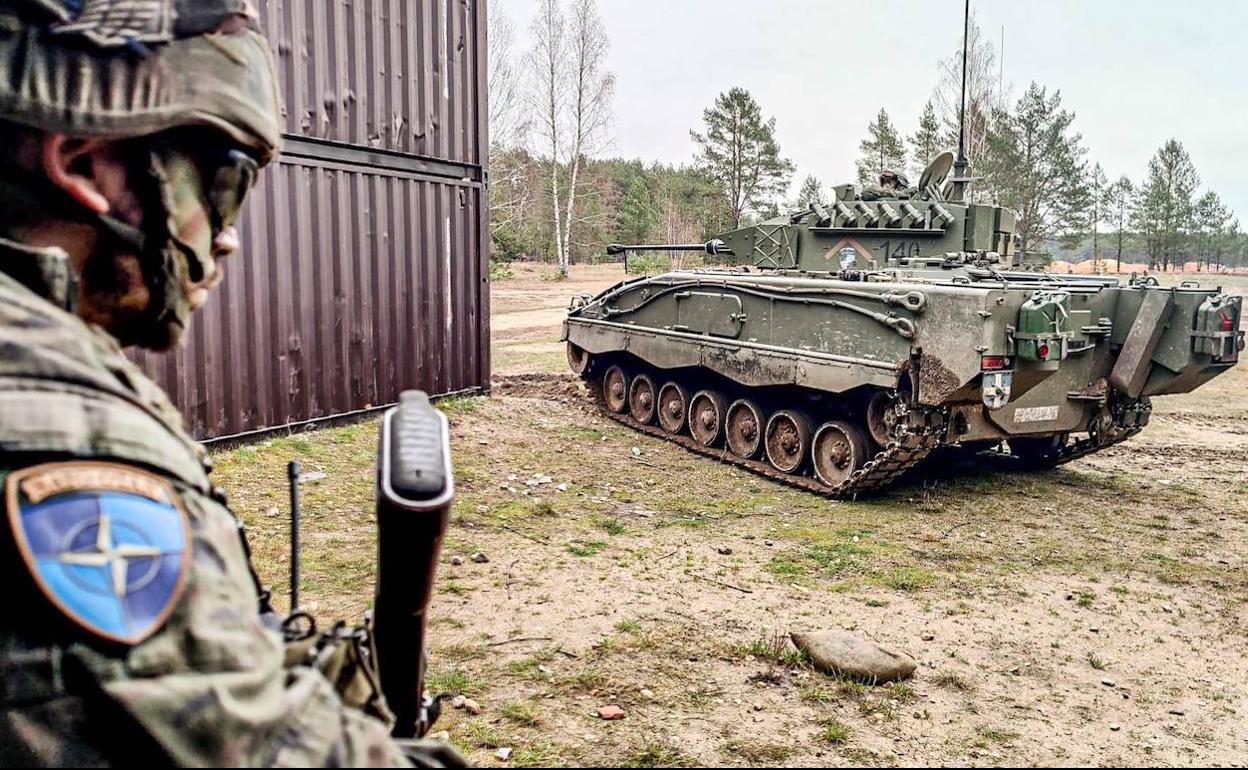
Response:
214,261,1248,767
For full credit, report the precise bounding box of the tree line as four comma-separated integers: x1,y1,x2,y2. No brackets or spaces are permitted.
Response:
489,5,1244,273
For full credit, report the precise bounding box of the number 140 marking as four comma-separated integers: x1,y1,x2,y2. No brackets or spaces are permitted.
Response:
882,241,921,259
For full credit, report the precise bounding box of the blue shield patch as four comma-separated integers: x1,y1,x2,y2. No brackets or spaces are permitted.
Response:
5,462,190,645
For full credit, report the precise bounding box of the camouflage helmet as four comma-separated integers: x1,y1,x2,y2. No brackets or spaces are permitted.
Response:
0,0,281,162
879,170,910,189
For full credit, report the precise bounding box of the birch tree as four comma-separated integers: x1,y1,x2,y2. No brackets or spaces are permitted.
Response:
528,0,566,266
559,0,615,276
932,13,1005,200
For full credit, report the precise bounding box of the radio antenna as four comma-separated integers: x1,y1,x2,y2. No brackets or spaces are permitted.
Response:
952,0,971,201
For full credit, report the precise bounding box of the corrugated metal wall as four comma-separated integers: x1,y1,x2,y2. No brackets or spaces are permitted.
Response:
135,0,490,440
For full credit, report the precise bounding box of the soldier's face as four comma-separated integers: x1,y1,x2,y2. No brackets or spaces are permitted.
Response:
35,133,255,348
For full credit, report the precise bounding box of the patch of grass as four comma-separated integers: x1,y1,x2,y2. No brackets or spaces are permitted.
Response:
766,559,807,577
625,740,694,768
614,620,641,634
500,701,542,727
505,658,542,675
509,739,566,768
567,540,607,557
489,258,514,281
733,630,809,667
805,542,875,576
426,665,480,695
559,669,606,692
460,720,504,749
592,515,627,536
1076,590,1095,608
1087,653,1106,670
820,716,853,744
286,436,312,453
932,670,973,692
835,679,870,701
945,601,971,616
979,727,1019,743
436,394,484,415
885,681,918,702
489,499,558,521
726,741,794,763
875,566,936,592
439,579,470,595
800,684,836,705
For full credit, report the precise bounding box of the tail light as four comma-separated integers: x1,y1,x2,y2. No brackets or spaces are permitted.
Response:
1037,343,1051,359
981,355,1011,370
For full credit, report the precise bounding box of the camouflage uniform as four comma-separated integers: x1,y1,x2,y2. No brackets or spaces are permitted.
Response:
0,2,461,766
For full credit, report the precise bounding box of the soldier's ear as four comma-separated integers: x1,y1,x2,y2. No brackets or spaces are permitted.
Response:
40,134,113,216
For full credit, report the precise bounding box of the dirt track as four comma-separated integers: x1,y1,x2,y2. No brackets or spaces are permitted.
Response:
216,262,1248,767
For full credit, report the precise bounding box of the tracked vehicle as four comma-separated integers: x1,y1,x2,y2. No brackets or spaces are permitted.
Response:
561,153,1244,497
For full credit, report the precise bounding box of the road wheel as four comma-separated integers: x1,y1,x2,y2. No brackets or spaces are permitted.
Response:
812,420,870,487
628,373,658,424
689,390,728,447
725,399,765,459
765,410,811,474
657,382,690,434
603,365,629,414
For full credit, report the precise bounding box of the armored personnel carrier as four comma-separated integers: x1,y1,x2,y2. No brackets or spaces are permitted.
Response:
562,153,1244,497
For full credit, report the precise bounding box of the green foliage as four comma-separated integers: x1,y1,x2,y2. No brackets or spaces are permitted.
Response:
487,148,728,266
691,87,794,228
797,175,825,209
819,717,852,744
982,83,1091,258
908,100,944,178
856,108,908,185
1103,175,1134,269
1130,139,1200,270
618,176,658,244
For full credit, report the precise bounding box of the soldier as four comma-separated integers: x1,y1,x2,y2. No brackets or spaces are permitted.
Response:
861,170,913,200
0,1,462,766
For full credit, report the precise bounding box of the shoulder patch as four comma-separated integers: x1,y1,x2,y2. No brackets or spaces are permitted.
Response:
5,462,191,645
50,1,175,47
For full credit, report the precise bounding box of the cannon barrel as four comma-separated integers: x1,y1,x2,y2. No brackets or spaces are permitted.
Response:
606,240,732,256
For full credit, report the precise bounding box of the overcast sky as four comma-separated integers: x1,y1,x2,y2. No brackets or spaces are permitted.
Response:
496,0,1248,220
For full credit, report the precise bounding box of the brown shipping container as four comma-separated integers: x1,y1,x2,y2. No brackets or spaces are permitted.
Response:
133,0,490,440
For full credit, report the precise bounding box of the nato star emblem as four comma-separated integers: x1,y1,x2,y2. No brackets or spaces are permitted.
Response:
5,462,191,645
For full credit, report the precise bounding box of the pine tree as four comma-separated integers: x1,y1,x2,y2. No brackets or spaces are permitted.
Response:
1089,163,1108,270
797,175,826,209
617,176,657,245
1131,139,1199,270
1193,190,1231,270
690,87,794,228
855,109,908,185
1103,176,1134,271
981,83,1090,259
908,101,944,178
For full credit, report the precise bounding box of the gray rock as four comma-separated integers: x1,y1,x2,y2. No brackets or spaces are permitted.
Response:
790,630,916,684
